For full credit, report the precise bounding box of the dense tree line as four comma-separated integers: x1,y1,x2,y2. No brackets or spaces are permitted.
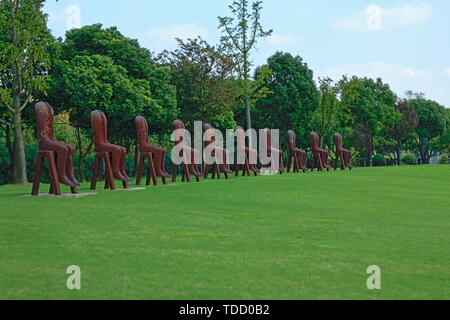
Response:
1,0,449,185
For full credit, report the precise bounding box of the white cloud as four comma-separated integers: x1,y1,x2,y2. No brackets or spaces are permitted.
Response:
47,5,81,30
318,62,450,108
444,67,450,78
145,23,209,50
265,33,301,46
332,3,432,31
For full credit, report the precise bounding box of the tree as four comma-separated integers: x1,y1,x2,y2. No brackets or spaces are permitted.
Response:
409,97,447,164
157,37,240,130
387,100,418,165
253,52,319,148
218,0,272,131
0,0,53,184
338,76,399,166
311,77,341,147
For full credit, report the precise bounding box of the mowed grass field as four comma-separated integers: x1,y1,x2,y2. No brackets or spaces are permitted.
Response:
0,165,449,300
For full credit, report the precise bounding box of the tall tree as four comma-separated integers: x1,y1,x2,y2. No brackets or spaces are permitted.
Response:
408,97,447,164
338,76,399,166
253,52,319,148
311,77,341,147
0,0,53,184
218,0,272,131
387,100,419,165
157,37,240,131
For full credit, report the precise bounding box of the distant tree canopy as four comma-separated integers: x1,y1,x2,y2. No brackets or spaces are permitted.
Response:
46,24,178,180
338,76,399,166
157,37,240,131
253,52,319,148
408,97,448,163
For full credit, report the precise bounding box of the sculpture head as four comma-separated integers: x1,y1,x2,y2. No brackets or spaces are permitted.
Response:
34,102,54,141
333,133,343,149
135,116,149,148
172,119,186,144
311,131,320,150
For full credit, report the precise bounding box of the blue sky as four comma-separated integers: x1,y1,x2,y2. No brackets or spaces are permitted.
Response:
43,0,450,108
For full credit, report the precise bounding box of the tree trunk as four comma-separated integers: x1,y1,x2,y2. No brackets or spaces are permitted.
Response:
396,142,401,166
5,123,13,161
11,110,28,184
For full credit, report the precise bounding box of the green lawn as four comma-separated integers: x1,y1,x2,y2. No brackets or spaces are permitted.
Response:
0,165,449,300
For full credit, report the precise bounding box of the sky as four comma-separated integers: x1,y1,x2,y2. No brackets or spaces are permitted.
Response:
43,0,450,108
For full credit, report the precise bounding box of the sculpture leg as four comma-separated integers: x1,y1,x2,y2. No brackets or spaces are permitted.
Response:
53,144,76,187
172,164,178,182
287,153,293,173
64,144,80,186
31,153,43,196
136,153,144,186
47,152,62,195
340,152,346,170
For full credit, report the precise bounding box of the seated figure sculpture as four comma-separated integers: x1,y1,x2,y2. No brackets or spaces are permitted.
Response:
172,120,202,182
333,133,353,170
202,123,233,179
135,116,169,186
90,110,130,190
287,130,307,173
310,131,332,172
32,102,79,195
234,126,259,176
262,128,284,174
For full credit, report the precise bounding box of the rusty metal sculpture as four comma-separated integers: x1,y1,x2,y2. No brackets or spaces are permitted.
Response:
287,130,307,173
32,102,78,196
234,126,259,176
90,110,129,190
310,131,332,172
202,123,233,179
135,116,169,186
333,133,353,170
171,120,202,182
263,128,284,174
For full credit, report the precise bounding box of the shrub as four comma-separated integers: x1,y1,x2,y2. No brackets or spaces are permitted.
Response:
402,155,417,165
372,154,386,167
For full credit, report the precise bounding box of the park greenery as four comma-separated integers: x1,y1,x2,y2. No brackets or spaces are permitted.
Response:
1,0,449,185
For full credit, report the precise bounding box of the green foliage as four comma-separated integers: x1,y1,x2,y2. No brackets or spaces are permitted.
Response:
408,96,447,163
401,155,417,165
157,37,240,130
311,77,341,147
338,76,399,165
0,0,54,183
218,0,273,129
253,52,319,147
372,154,386,166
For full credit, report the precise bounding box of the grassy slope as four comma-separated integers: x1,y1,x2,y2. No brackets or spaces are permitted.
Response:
0,165,448,300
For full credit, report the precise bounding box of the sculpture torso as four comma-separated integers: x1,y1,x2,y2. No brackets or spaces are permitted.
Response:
311,132,321,152
35,102,55,142
135,116,150,149
334,133,344,151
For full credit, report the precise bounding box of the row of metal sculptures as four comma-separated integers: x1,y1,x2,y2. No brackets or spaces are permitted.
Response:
31,102,352,195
